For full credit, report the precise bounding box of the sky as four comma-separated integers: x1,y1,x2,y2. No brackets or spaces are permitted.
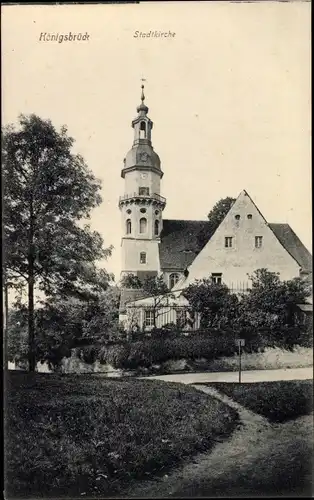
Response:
2,1,311,283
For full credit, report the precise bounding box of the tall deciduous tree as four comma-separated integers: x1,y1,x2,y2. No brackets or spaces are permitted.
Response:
183,278,239,329
207,197,236,229
3,114,112,371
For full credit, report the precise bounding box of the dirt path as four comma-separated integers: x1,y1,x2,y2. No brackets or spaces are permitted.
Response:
122,385,312,498
139,366,313,384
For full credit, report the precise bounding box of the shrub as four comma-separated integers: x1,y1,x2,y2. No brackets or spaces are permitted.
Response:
104,344,130,369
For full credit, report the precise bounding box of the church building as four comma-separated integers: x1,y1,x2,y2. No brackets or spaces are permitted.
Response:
118,87,312,330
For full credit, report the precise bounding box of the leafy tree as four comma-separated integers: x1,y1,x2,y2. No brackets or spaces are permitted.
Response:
141,275,173,330
7,306,29,367
120,273,143,289
207,196,236,229
183,278,239,329
238,268,311,330
2,114,113,371
28,286,121,370
124,275,174,332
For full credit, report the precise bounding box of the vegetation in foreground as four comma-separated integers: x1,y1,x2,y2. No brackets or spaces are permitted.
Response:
207,379,313,423
4,372,238,499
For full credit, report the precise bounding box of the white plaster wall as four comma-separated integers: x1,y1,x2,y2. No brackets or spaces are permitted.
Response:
183,191,300,288
121,203,162,240
124,170,161,196
121,238,161,273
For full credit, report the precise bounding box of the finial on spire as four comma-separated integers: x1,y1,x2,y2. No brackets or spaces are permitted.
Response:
137,81,148,114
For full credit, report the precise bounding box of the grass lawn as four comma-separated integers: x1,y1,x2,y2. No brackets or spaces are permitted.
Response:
207,379,313,422
188,379,313,497
4,372,238,499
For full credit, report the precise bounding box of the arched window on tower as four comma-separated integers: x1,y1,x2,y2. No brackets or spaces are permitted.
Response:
169,273,180,289
126,219,132,235
139,218,147,234
139,121,146,139
154,220,160,236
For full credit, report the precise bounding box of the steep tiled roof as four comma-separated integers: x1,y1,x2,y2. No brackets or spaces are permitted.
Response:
159,219,214,271
269,223,312,272
159,218,312,274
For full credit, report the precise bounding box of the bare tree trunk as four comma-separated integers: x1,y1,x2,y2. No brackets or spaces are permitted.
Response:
4,279,9,371
28,202,36,373
28,273,36,372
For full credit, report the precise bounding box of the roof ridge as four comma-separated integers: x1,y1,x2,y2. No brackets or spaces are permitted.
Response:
163,218,210,223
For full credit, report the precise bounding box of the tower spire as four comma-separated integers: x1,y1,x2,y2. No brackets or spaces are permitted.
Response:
137,83,149,114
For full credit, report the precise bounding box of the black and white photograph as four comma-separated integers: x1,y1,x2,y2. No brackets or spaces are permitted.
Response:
2,1,312,498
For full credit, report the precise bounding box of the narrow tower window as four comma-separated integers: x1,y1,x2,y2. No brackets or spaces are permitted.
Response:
126,219,132,234
140,121,146,139
139,218,147,234
140,252,146,264
154,220,160,236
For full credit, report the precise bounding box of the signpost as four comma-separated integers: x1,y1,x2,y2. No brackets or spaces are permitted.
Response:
235,339,245,383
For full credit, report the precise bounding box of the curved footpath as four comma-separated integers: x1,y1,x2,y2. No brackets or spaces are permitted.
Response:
121,366,313,498
139,366,313,384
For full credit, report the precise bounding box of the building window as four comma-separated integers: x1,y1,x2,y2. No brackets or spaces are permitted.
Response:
247,214,252,220
126,219,132,234
211,273,222,284
169,273,180,289
255,236,263,248
235,214,240,220
139,218,147,234
154,220,160,236
155,210,159,215
144,310,154,328
225,236,233,248
140,207,147,213
176,308,187,329
140,252,146,264
140,121,146,139
126,209,132,214
139,187,149,196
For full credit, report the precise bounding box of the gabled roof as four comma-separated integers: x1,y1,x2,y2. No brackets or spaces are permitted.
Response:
269,223,312,272
159,192,312,275
159,219,214,270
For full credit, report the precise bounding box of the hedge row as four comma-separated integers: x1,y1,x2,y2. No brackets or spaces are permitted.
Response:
78,326,313,370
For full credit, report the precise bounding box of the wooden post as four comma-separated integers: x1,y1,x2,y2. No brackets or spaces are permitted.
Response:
4,280,9,371
238,342,242,384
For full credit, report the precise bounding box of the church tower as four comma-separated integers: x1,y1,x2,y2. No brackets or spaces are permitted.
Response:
119,86,166,281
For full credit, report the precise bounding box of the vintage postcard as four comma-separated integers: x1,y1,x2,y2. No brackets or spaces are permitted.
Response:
2,1,312,498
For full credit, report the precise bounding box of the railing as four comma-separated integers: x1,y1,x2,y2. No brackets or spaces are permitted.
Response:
119,192,166,204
